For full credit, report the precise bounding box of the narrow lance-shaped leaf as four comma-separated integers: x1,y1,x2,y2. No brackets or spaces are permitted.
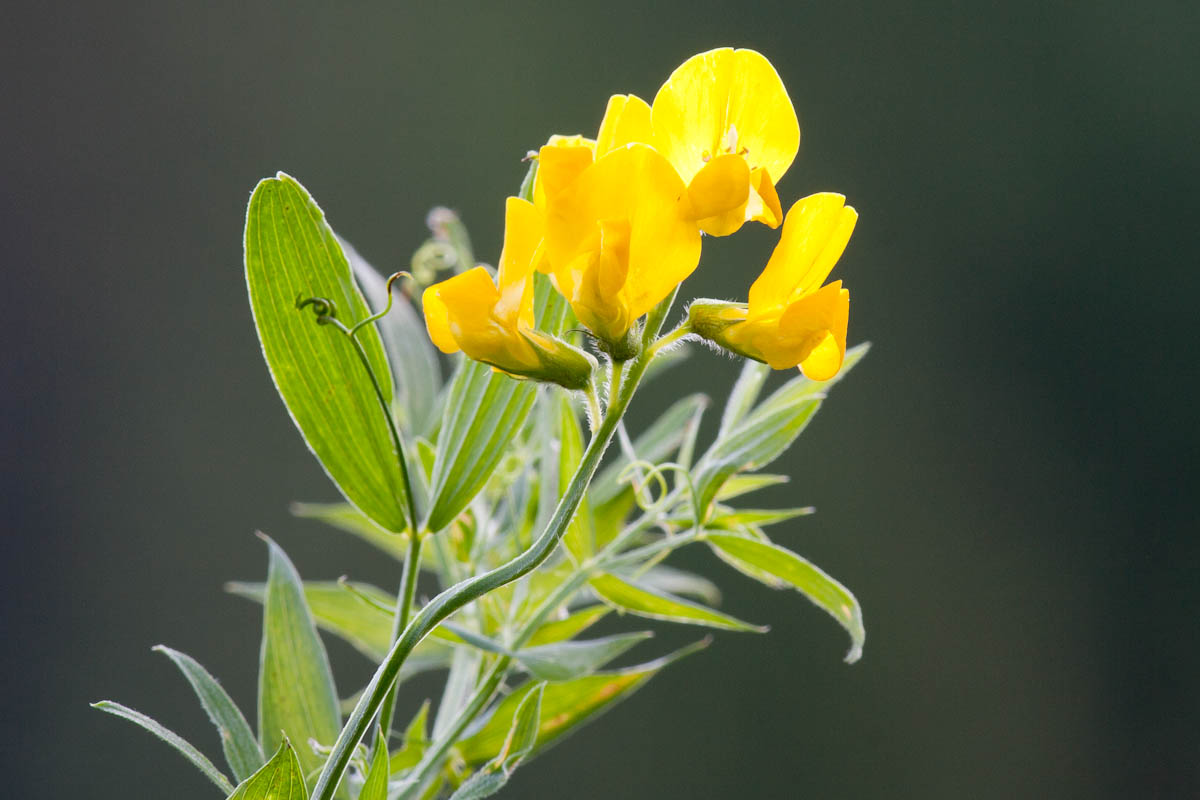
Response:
153,645,264,782
551,390,593,562
589,573,766,633
358,726,391,800
227,580,453,675
90,701,235,794
692,343,869,519
226,738,308,800
290,502,409,561
256,537,342,779
245,173,409,532
718,359,771,437
451,680,547,799
457,641,709,764
516,632,652,682
707,533,866,663
425,359,537,532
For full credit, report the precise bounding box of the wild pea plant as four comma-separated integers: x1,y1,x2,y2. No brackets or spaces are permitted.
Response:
96,48,869,799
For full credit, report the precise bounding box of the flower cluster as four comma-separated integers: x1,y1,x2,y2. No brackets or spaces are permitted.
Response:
423,47,858,385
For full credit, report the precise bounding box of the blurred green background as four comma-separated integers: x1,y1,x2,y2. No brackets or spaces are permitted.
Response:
4,1,1198,797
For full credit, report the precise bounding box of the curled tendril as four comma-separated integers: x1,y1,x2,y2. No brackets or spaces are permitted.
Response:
349,271,414,337
617,459,702,532
296,294,338,323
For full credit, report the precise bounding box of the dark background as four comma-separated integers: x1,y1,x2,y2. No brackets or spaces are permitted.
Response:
4,2,1198,797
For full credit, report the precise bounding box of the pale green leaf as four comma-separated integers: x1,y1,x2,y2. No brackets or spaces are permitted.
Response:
91,701,234,794
389,700,431,772
501,682,545,768
634,564,722,606
256,538,342,779
345,237,442,435
425,359,537,532
457,641,709,764
227,580,454,677
358,728,390,800
226,738,307,800
715,473,789,502
244,173,408,532
515,633,651,681
550,390,593,562
290,502,408,560
153,646,264,782
447,772,508,800
718,359,771,437
588,573,765,632
525,606,609,647
707,533,865,663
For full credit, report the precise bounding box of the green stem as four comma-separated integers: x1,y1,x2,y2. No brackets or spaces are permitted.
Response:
375,530,423,749
399,571,592,798
310,346,656,800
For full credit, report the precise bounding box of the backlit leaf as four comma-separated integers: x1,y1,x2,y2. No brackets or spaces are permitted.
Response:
244,173,409,532
153,645,264,782
256,538,342,779
515,632,652,681
707,533,865,663
225,738,307,800
91,701,234,794
589,573,765,632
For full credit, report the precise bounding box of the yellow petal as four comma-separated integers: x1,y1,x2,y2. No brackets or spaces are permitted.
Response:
533,138,595,211
423,267,502,356
542,144,700,342
596,94,653,156
781,280,850,379
652,48,799,188
495,197,543,329
687,153,750,221
745,167,783,229
422,281,460,355
748,193,857,314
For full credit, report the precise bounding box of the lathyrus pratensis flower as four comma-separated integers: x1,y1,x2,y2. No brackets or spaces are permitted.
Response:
689,193,856,381
423,196,594,389
538,142,702,357
586,48,800,237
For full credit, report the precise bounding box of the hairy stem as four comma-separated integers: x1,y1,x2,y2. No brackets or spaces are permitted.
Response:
375,529,423,750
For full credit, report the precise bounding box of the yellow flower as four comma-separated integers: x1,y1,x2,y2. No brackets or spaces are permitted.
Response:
423,196,594,389
651,47,799,236
688,193,856,381
540,142,702,354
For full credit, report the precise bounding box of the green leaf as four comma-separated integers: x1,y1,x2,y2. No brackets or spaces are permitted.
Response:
153,646,264,782
425,358,537,532
707,533,866,663
549,390,593,562
590,393,709,507
389,700,431,772
516,632,652,681
256,537,342,779
91,701,234,794
692,344,868,519
714,473,789,502
358,728,391,800
457,641,708,764
226,738,308,800
345,237,442,435
447,772,508,800
634,564,722,606
291,502,408,560
718,359,771,437
500,682,545,769
588,573,765,632
227,580,454,676
244,173,409,532
525,606,609,647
